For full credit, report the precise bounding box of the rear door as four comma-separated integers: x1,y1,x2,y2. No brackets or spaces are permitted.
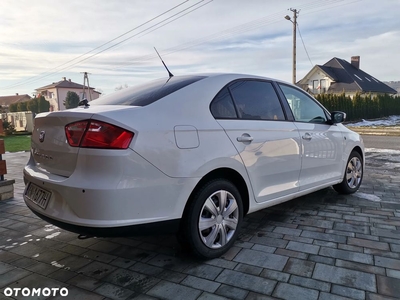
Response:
276,83,344,191
211,80,302,203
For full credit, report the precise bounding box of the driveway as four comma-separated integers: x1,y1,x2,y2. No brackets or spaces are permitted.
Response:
0,148,399,300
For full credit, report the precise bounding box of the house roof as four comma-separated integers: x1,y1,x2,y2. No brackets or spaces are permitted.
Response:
299,57,397,94
0,94,31,106
36,78,100,93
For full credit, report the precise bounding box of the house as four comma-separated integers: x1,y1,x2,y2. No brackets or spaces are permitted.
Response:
36,77,101,111
0,93,31,112
298,56,397,98
0,111,34,132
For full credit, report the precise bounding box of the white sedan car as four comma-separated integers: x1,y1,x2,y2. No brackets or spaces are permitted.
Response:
23,73,364,258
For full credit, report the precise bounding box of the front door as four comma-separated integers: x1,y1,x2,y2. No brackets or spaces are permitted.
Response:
277,84,344,191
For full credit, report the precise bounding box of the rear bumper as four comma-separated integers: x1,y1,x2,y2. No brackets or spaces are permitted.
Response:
29,207,180,237
23,149,200,228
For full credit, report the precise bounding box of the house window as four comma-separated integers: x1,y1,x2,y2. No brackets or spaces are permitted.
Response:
312,80,319,94
320,79,327,93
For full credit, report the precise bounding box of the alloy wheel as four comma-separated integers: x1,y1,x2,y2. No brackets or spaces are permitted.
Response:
346,156,362,189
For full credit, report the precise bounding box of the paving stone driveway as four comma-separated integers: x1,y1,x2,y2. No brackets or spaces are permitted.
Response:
0,150,399,300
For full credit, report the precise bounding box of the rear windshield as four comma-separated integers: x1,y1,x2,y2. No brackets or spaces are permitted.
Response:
91,75,207,106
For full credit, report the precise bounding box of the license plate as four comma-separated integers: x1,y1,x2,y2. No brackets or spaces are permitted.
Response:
25,183,51,209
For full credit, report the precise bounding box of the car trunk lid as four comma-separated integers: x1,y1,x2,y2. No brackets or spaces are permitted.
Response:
30,106,135,177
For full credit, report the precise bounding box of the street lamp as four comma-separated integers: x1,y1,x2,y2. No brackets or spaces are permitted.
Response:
285,9,298,84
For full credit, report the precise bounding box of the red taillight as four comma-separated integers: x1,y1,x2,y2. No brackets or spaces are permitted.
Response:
65,121,88,147
65,120,134,149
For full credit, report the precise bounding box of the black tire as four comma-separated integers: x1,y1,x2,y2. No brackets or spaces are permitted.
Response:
179,179,243,259
333,151,363,194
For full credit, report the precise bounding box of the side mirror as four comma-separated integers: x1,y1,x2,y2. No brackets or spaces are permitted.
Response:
331,111,346,124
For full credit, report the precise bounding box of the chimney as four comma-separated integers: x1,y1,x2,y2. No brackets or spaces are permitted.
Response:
351,56,360,69
62,77,66,81
68,79,71,82
15,93,19,96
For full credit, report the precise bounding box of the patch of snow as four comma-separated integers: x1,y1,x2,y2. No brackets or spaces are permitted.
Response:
347,115,400,127
44,224,59,232
4,151,27,154
354,192,381,202
45,232,61,239
51,261,65,268
365,148,400,155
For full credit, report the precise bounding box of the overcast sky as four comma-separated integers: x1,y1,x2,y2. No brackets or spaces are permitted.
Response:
0,0,399,97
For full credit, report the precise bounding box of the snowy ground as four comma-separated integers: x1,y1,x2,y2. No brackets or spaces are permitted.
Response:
346,115,400,127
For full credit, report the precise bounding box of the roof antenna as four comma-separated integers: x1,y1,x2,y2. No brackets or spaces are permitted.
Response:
154,47,173,78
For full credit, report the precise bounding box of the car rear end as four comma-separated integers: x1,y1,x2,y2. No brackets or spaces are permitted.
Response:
23,105,197,236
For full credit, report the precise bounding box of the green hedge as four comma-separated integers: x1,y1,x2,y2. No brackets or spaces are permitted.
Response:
315,93,400,122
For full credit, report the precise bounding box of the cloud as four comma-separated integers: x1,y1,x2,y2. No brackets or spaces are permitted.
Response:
0,0,399,95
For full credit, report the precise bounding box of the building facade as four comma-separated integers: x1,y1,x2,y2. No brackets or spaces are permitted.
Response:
298,56,397,98
36,77,101,111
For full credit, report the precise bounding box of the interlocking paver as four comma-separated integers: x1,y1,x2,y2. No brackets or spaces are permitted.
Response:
181,275,220,293
283,258,315,277
375,256,400,270
215,284,248,300
348,237,390,250
2,145,400,299
376,275,400,298
147,280,202,300
233,249,288,271
289,275,330,292
259,269,290,283
319,247,374,264
0,268,31,288
216,270,276,295
335,259,386,275
331,284,365,300
301,230,347,243
272,282,319,300
93,282,136,299
312,263,376,292
286,241,319,254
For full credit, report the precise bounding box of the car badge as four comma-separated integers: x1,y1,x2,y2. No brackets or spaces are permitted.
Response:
39,130,46,143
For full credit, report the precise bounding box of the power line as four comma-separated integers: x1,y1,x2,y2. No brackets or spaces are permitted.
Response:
117,0,350,69
2,0,360,91
0,0,196,90
297,22,313,67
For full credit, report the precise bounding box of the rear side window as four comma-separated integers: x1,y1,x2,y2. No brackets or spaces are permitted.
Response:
91,75,206,107
229,80,285,120
210,87,238,119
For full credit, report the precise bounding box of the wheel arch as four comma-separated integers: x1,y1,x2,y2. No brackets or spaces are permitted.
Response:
182,168,250,219
351,146,364,159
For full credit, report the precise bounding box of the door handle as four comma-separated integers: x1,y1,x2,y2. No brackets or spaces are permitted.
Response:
237,135,253,143
302,133,312,141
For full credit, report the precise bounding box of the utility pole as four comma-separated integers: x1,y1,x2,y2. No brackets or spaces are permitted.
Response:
285,8,299,84
81,72,92,101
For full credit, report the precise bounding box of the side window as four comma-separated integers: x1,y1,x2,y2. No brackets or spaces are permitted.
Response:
278,84,328,123
210,86,237,119
228,80,285,121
